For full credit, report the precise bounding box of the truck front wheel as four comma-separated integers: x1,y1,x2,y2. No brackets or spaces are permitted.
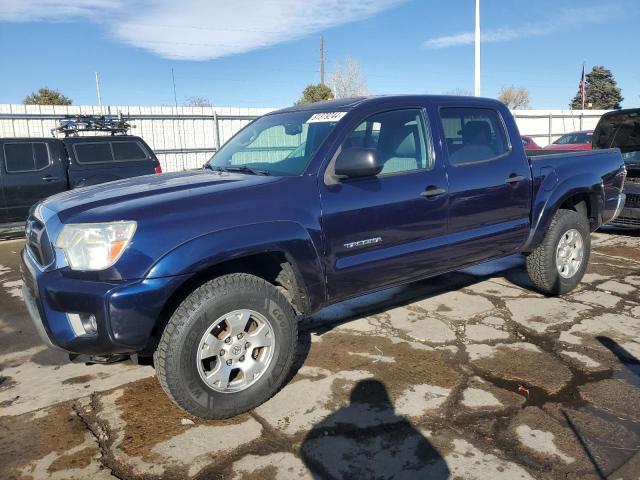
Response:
154,273,297,419
526,208,591,295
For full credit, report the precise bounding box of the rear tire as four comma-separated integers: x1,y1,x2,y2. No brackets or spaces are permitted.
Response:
526,208,590,295
154,273,297,419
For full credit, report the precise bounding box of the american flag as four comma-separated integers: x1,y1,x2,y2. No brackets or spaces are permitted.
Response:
579,64,586,109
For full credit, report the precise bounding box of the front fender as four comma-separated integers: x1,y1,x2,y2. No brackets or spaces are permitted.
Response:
522,173,603,252
145,221,326,312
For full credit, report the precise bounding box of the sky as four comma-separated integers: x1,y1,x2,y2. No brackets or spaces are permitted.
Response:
0,0,638,109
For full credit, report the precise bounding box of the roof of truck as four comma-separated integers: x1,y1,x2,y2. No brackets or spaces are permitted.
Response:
274,94,504,115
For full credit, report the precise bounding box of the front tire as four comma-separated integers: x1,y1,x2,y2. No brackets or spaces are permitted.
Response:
526,209,590,295
154,273,297,419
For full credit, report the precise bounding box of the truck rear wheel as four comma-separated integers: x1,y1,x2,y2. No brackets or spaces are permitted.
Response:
154,273,297,419
526,208,590,295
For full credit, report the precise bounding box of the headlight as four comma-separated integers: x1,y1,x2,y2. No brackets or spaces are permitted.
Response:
55,221,137,271
33,202,44,222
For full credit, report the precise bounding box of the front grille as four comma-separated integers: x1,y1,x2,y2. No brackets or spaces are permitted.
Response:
25,216,54,267
626,175,640,184
624,193,640,209
611,216,640,227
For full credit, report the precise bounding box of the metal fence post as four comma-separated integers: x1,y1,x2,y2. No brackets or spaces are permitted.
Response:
213,111,221,151
579,113,583,131
548,113,553,145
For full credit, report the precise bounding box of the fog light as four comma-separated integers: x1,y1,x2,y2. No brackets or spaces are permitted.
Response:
67,313,98,336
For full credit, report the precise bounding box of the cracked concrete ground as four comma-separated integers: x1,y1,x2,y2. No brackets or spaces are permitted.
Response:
1,230,640,479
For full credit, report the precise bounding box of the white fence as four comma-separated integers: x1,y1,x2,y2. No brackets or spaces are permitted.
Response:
0,104,609,172
511,109,608,147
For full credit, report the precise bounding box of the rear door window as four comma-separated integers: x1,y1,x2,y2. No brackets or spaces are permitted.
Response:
112,141,147,161
440,107,510,166
3,142,51,172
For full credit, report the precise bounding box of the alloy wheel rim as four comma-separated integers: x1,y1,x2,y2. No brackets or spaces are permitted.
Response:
555,228,584,279
196,309,275,393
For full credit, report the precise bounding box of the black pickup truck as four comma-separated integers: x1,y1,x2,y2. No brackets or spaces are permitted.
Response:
0,134,161,234
593,108,640,228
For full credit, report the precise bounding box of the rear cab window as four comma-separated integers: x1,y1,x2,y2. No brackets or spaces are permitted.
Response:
113,141,148,161
440,107,511,166
73,140,148,164
3,142,51,173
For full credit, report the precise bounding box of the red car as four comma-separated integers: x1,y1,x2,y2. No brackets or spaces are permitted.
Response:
521,136,542,150
544,130,593,150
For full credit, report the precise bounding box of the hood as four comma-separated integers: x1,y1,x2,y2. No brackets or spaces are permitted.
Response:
593,109,640,153
42,169,279,222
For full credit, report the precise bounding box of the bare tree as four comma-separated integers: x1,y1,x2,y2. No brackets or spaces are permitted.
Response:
498,85,530,109
331,57,368,99
184,96,212,107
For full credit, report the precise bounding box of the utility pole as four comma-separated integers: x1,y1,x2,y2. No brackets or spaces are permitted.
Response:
95,72,102,106
320,35,325,85
474,0,481,97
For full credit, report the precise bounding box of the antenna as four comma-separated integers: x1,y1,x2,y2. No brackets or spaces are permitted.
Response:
320,35,325,85
171,68,179,108
95,72,102,106
474,0,481,97
171,68,186,170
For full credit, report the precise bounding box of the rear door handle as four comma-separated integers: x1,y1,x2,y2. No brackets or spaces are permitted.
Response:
505,174,525,184
42,175,59,182
421,186,447,198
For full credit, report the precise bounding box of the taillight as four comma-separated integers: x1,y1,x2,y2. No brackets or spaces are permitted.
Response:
154,166,163,174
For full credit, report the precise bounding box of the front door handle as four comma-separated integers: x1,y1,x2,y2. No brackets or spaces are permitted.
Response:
421,186,447,198
505,174,525,184
42,175,59,182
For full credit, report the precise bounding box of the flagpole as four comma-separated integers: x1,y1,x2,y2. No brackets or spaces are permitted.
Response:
474,0,481,96
581,62,586,110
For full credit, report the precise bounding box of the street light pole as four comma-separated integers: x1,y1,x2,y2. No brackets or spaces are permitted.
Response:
474,0,481,97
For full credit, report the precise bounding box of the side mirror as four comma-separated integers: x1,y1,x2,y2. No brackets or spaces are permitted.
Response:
334,147,383,178
284,123,303,135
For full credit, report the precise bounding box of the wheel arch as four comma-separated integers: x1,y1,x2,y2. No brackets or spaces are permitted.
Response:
140,222,325,354
523,175,604,252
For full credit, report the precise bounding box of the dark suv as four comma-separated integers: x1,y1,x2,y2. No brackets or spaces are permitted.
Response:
0,134,161,234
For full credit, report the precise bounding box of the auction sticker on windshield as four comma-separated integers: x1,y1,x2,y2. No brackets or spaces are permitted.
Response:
307,112,347,123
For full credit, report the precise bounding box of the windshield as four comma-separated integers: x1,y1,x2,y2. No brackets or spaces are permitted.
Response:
554,132,592,145
207,110,345,176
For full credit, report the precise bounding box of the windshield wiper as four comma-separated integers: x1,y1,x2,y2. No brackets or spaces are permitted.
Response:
223,165,271,176
203,164,271,176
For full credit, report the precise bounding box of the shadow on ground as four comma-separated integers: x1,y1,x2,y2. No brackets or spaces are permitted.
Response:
300,379,449,479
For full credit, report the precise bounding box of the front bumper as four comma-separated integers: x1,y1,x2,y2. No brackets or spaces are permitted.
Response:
21,248,188,355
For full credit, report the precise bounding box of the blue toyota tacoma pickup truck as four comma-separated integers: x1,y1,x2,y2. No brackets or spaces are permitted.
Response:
21,95,626,418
